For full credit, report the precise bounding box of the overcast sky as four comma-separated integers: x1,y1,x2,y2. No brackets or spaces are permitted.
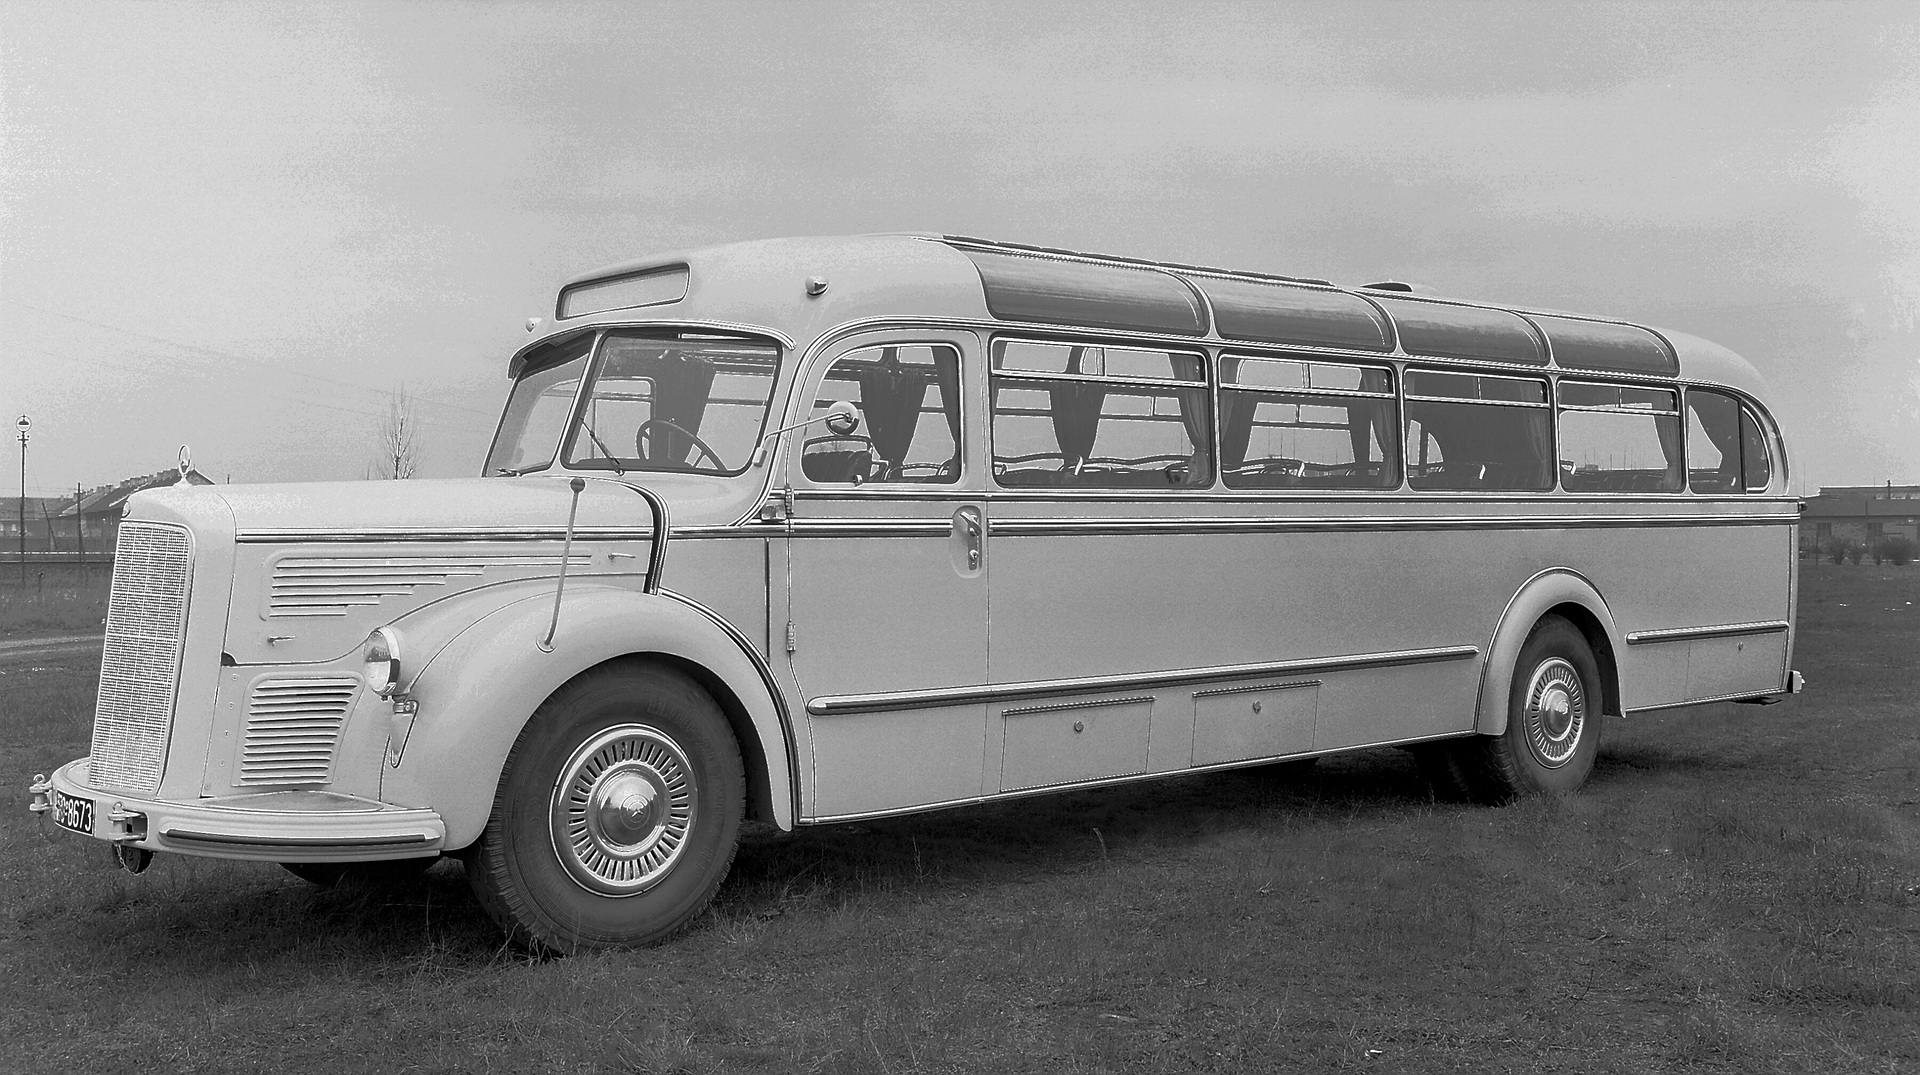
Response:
2,0,1915,496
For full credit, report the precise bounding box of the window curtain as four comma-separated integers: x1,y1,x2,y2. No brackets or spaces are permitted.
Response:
855,347,925,469
1217,358,1254,472
1346,398,1397,484
1521,409,1553,488
933,349,961,450
1166,354,1212,482
643,351,716,464
1049,346,1106,469
1653,413,1684,489
1690,391,1742,492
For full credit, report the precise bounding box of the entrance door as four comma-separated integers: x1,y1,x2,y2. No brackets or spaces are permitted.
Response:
782,335,989,818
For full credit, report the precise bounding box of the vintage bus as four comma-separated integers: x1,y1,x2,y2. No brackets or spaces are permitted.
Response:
30,235,1801,952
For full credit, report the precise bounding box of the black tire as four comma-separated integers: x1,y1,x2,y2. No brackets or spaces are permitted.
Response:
463,660,744,955
1447,615,1603,804
280,857,438,888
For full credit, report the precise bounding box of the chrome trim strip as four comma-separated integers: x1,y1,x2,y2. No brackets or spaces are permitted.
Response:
1623,620,1791,646
806,645,1478,715
1191,678,1320,699
989,512,1798,537
790,488,1801,507
1625,687,1788,714
235,510,1796,545
658,587,801,828
159,828,437,848
1002,695,1154,718
795,727,1479,825
235,526,657,543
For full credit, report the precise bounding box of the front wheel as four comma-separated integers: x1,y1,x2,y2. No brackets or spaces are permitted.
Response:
1447,615,1603,803
464,661,744,954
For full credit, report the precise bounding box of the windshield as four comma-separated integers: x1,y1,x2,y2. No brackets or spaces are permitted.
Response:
563,331,782,476
484,333,595,475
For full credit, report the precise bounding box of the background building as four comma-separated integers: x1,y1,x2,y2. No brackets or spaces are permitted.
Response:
1801,483,1920,554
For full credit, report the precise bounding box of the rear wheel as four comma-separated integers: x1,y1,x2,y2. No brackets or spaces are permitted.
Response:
1448,615,1602,803
464,661,744,954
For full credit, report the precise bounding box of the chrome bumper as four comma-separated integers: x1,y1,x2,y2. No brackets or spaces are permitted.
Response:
32,758,445,862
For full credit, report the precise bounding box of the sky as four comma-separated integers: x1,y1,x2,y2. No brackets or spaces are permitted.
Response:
2,0,1916,496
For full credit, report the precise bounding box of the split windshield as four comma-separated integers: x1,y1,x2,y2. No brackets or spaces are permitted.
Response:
485,330,783,477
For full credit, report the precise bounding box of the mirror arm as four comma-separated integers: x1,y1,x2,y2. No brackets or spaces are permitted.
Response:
750,404,859,468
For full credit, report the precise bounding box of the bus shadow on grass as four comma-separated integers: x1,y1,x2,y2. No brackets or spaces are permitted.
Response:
47,748,1457,967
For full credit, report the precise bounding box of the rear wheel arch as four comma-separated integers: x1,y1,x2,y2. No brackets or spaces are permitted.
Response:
1476,569,1624,735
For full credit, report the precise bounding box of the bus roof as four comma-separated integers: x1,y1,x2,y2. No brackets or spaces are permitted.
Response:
516,234,1767,394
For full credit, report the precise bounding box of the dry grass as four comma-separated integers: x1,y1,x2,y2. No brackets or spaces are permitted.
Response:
0,565,109,638
3,564,1916,1073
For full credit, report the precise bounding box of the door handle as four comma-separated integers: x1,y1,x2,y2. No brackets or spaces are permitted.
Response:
954,506,983,574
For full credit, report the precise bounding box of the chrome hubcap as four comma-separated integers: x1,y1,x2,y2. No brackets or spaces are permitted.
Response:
1522,657,1586,768
549,724,696,896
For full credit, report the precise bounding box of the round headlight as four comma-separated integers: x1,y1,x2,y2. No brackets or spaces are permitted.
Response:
363,626,403,697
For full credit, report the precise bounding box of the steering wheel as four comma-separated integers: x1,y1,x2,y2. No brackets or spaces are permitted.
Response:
634,418,726,471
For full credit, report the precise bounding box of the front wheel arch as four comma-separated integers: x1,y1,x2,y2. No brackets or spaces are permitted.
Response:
386,587,795,849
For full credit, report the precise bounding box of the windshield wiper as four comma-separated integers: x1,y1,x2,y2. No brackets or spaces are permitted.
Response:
582,425,626,475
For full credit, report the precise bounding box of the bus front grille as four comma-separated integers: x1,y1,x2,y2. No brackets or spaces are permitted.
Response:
87,523,193,795
238,677,359,785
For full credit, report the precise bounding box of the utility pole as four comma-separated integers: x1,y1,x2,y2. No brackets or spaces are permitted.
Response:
15,415,29,589
76,481,86,585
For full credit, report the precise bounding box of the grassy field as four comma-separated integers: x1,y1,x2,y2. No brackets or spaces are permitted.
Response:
3,564,1915,1073
0,565,110,638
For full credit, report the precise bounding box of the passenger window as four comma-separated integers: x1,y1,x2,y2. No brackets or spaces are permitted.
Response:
990,340,1211,488
801,344,960,484
1220,356,1397,489
1686,389,1771,493
1404,371,1553,491
1556,383,1682,492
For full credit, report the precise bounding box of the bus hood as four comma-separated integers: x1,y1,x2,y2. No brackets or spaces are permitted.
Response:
139,473,758,540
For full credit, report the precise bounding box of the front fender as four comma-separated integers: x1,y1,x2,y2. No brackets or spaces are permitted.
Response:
381,584,794,847
1474,569,1624,735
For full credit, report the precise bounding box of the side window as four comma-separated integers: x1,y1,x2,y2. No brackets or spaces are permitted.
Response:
1404,371,1553,491
1220,355,1397,489
1556,382,1682,492
1686,389,1772,493
990,340,1212,488
801,344,960,485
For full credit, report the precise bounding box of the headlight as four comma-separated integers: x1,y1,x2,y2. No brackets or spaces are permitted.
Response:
362,626,403,697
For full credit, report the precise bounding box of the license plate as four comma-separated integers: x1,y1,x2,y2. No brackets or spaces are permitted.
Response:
49,789,93,835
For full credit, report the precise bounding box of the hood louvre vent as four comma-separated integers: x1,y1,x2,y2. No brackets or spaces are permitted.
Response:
238,676,359,785
268,553,591,617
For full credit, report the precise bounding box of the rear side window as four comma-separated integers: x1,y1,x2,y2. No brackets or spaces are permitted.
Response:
800,345,961,485
1686,389,1773,493
1219,355,1398,489
990,340,1212,489
1404,371,1553,491
1556,382,1682,492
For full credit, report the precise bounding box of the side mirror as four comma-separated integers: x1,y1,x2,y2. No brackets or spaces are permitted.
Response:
822,400,861,437
750,401,864,467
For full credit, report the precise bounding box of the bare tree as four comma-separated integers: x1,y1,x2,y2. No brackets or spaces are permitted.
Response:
375,387,421,479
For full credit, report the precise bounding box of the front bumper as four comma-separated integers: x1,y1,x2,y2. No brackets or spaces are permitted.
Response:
29,758,445,863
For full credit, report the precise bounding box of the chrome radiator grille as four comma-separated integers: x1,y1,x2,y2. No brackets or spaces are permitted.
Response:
88,523,193,794
238,676,359,785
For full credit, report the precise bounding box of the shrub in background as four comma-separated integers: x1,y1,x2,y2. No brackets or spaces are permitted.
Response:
1826,537,1854,565
1879,536,1917,567
1846,541,1865,565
